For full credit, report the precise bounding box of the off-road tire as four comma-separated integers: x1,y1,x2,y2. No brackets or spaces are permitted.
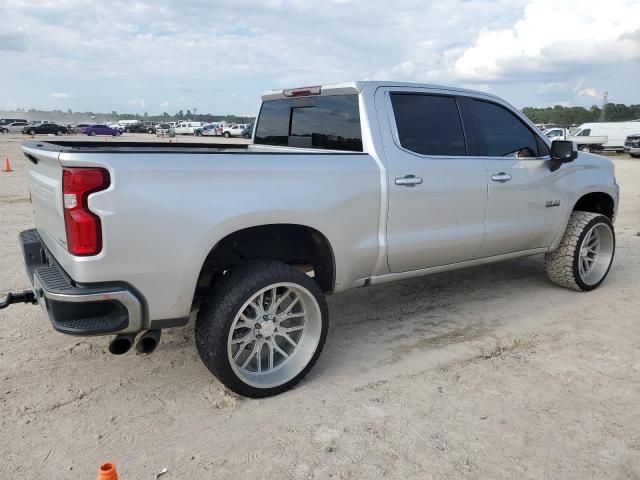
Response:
195,260,329,398
545,211,615,291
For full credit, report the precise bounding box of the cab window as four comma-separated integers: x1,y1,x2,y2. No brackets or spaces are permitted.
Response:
469,99,539,157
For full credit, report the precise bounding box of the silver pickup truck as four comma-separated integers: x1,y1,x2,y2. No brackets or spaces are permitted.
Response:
10,81,619,397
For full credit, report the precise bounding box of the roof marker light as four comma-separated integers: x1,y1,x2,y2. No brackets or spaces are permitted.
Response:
282,86,322,97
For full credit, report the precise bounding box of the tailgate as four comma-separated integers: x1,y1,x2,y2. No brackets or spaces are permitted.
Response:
21,144,67,252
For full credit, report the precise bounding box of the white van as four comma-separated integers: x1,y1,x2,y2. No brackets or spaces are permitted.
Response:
174,121,203,135
572,122,640,151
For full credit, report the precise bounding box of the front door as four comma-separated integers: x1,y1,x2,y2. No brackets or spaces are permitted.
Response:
381,90,488,273
464,98,566,257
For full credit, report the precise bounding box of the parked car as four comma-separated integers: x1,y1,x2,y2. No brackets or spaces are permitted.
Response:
16,81,618,398
545,127,607,153
72,123,92,134
82,125,121,136
23,123,68,136
624,134,640,158
155,123,175,137
195,123,223,136
1,118,28,126
222,124,250,137
123,122,156,134
241,124,253,139
174,121,203,135
1,121,29,133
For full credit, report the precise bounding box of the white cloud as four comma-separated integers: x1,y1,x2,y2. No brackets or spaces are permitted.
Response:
453,0,640,81
49,92,74,99
128,97,145,108
159,101,169,108
574,80,599,98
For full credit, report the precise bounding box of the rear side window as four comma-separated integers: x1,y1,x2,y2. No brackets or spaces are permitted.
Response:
390,94,466,156
469,100,539,157
255,95,362,152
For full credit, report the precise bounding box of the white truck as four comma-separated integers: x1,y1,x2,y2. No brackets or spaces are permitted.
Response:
174,121,204,135
572,122,640,152
222,123,250,137
4,81,619,398
544,127,607,153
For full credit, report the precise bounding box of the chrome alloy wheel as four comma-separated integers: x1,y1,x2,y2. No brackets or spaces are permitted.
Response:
227,282,322,388
578,223,614,285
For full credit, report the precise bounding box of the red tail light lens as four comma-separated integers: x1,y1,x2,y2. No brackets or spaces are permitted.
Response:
62,168,110,256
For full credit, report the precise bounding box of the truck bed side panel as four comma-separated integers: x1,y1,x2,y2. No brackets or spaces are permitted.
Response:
40,151,381,321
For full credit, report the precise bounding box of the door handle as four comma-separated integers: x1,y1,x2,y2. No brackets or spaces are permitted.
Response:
491,172,512,183
395,174,423,187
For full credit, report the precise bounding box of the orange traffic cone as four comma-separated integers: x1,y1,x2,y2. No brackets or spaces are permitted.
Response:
97,462,118,480
3,158,11,172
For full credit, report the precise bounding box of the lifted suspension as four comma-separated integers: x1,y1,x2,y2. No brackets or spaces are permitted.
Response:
0,290,37,309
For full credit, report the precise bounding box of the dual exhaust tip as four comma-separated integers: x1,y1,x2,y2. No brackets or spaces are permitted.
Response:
108,329,161,355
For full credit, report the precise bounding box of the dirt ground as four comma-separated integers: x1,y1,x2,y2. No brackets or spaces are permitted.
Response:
1,133,639,479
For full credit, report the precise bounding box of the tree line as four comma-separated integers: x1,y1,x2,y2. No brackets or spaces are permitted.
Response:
0,108,255,125
522,103,640,125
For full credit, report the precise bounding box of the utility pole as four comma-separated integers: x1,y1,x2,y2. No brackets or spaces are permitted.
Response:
599,92,608,122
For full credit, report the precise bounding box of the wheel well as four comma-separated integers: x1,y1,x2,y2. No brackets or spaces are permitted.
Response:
573,192,614,219
196,224,335,295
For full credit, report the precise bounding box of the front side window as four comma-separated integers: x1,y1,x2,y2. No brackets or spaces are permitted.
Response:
469,100,539,157
390,93,466,156
577,128,591,136
255,95,363,152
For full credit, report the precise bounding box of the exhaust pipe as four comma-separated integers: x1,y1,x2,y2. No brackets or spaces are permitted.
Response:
135,329,161,354
108,333,136,355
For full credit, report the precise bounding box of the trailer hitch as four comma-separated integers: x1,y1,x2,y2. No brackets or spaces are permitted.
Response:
0,290,37,310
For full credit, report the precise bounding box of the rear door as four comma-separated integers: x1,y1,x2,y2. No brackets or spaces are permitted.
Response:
381,89,488,272
464,97,565,257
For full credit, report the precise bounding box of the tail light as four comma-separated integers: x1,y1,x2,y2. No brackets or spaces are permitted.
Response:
62,168,110,256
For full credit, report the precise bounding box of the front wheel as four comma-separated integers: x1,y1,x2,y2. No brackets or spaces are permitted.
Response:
223,132,230,138
89,131,96,136
243,133,251,139
29,129,36,136
546,211,615,291
56,130,63,136
1,128,8,134
195,260,328,398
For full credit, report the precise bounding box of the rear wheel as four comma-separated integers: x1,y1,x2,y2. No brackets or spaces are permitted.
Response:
545,211,615,291
56,130,63,136
89,131,96,136
195,260,328,398
579,145,591,153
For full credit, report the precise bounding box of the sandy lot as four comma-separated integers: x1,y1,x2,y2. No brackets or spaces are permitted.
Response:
1,133,639,479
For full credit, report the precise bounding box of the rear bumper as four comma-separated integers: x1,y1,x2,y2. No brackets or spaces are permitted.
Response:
19,229,145,336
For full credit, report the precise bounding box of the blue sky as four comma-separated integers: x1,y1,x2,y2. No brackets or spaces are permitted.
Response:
1,0,639,115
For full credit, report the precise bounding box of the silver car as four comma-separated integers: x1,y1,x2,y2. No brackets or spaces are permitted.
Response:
1,121,29,133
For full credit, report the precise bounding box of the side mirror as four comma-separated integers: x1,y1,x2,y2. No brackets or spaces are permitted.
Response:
549,140,578,172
